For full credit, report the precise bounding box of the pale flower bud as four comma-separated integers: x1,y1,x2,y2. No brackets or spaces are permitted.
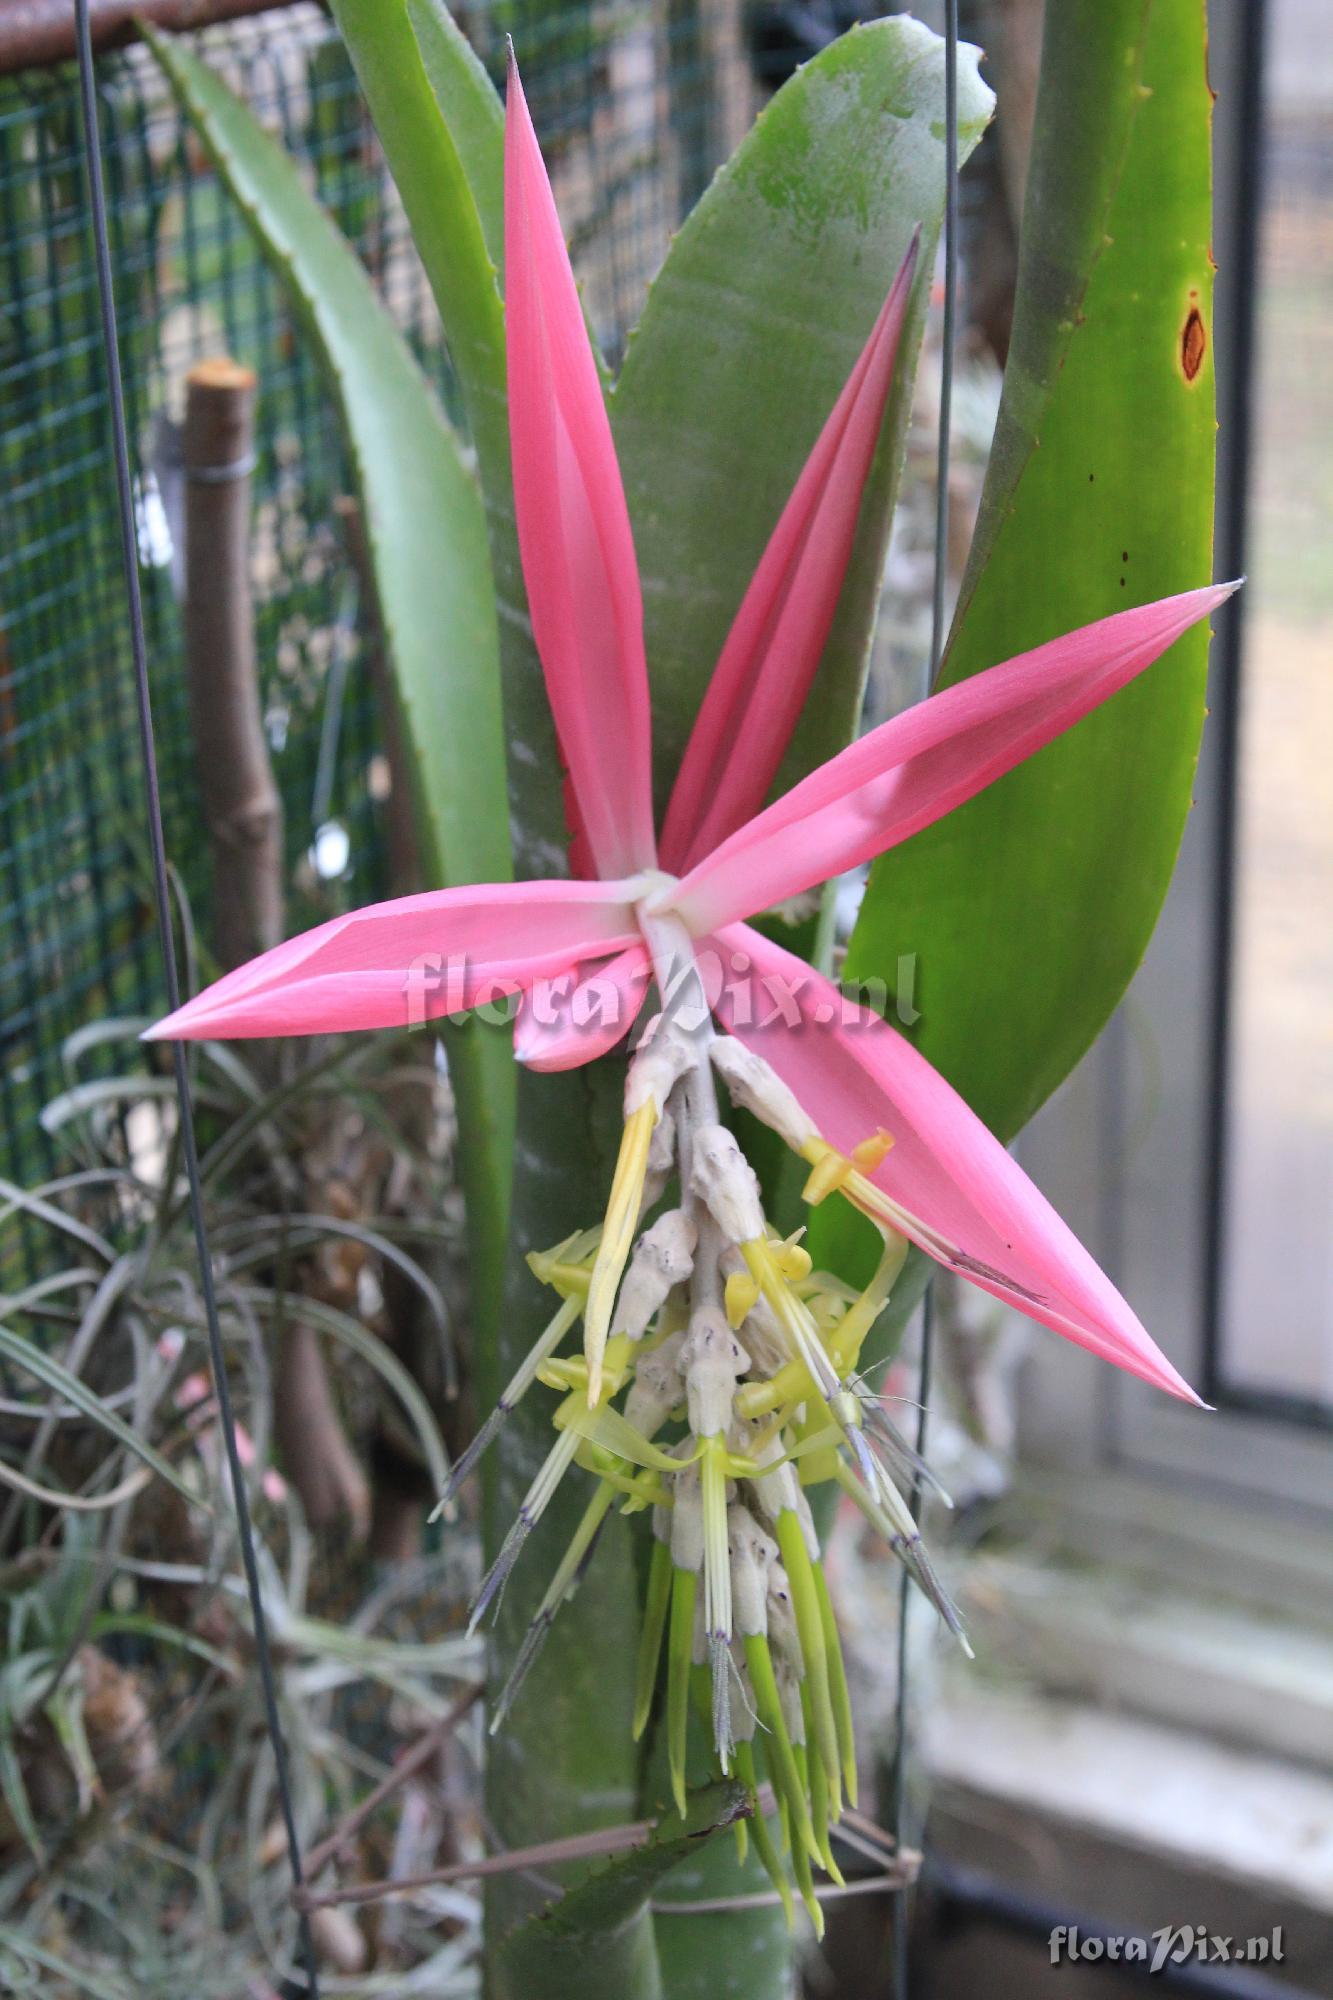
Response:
743,1426,805,1531
681,1305,749,1438
710,1036,817,1153
624,1327,687,1436
614,1208,697,1340
625,1015,695,1120
728,1504,777,1637
670,1460,704,1574
690,1122,765,1244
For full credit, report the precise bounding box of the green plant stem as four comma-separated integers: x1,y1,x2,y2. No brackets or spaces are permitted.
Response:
481,1062,645,1993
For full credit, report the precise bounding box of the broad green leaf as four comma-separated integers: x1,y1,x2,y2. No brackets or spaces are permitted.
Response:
145,30,514,1328
0,1322,200,1508
498,1783,750,2000
841,0,1218,1142
612,18,993,818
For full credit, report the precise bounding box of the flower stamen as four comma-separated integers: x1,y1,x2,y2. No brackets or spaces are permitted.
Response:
583,1097,659,1405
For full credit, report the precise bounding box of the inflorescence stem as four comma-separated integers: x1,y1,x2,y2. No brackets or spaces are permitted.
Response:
460,897,961,1928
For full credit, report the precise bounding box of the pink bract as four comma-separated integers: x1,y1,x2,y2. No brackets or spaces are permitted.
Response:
147,53,1237,1405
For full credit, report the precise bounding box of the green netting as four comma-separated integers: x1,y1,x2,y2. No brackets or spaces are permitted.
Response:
0,0,760,1209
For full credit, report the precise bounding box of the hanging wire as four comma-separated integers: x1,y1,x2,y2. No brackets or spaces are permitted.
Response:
891,3,959,1994
71,6,322,1991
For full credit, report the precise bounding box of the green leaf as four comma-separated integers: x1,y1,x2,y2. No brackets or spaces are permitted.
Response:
144,28,514,1330
0,1322,201,1509
612,18,993,818
0,1925,128,2000
498,1783,750,2000
0,1733,44,1866
841,0,1218,1142
333,0,603,887
145,27,508,911
406,0,506,268
90,1613,236,1677
328,0,506,479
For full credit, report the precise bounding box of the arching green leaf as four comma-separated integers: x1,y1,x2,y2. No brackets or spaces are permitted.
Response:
146,27,514,1337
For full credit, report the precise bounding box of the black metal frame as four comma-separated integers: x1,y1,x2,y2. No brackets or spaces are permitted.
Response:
1200,0,1332,1433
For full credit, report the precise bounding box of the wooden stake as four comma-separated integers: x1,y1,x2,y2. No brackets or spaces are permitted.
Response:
182,356,283,972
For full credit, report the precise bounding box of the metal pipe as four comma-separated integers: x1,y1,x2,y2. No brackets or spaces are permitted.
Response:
0,0,283,78
1198,0,1268,1408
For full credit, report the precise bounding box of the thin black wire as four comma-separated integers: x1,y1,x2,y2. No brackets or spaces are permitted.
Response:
72,7,321,1992
891,5,957,1995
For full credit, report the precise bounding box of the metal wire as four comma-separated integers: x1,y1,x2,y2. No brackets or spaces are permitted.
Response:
72,3,321,1990
891,3,958,1993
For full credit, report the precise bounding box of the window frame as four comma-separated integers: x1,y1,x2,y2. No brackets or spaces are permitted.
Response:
1010,0,1332,1518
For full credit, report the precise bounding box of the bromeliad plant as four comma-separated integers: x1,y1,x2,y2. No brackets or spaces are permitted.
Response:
148,42,1230,1931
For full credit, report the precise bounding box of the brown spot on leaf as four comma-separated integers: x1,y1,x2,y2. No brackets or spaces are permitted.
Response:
1181,306,1207,382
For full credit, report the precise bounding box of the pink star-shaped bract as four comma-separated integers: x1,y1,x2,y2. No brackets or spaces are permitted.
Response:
151,53,1234,1406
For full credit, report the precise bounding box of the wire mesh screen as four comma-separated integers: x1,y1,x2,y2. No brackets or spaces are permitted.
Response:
0,0,760,1199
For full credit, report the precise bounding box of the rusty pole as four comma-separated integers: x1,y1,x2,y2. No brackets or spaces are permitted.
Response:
0,0,283,78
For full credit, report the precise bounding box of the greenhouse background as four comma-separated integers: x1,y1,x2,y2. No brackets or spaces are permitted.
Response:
0,0,726,1202
0,0,1328,1996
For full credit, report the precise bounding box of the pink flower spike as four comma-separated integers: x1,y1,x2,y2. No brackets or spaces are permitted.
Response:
661,233,921,873
513,943,651,1070
143,880,644,1041
505,50,656,879
671,582,1237,935
711,923,1201,1403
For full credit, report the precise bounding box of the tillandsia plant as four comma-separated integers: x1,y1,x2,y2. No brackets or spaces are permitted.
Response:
147,47,1232,1929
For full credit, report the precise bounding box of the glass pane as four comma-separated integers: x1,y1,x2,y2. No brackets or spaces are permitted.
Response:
1220,0,1333,1406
